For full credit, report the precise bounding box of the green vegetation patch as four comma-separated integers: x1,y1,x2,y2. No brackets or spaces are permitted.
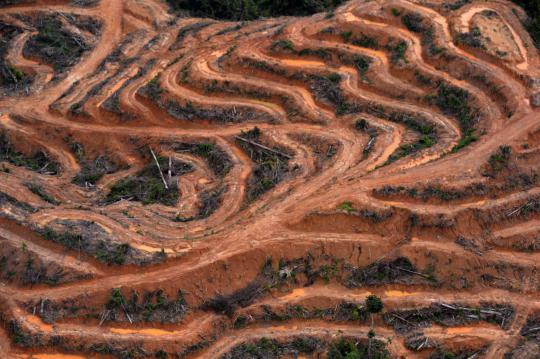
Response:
483,145,512,177
221,336,390,359
38,219,165,266
106,156,192,206
106,288,188,323
0,21,31,89
429,83,479,152
40,225,131,265
0,132,60,174
236,127,292,202
387,39,408,64
23,15,90,71
348,257,437,287
222,337,323,358
328,337,390,359
384,113,437,165
68,140,123,187
25,183,59,205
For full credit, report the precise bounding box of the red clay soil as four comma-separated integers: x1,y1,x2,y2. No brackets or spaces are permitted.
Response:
0,0,539,358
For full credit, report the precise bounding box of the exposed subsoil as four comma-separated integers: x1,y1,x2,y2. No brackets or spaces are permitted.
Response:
0,0,539,358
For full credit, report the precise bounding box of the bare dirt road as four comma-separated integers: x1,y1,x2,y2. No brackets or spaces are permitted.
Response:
0,0,539,357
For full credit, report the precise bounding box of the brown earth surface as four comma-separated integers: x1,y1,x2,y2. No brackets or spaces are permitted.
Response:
0,0,540,358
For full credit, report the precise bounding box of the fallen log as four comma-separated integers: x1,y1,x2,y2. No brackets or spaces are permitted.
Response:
235,136,292,159
150,147,169,189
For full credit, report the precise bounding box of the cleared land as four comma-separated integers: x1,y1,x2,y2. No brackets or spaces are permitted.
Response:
0,0,539,358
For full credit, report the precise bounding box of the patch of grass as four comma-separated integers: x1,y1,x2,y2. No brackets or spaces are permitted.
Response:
433,83,474,128
327,72,341,83
96,243,130,265
72,156,119,187
1,65,26,85
297,47,331,59
414,70,434,86
309,73,354,116
0,22,33,90
108,176,178,206
444,0,471,11
68,141,121,187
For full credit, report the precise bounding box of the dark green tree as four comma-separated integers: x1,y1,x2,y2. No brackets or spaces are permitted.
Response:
365,294,384,358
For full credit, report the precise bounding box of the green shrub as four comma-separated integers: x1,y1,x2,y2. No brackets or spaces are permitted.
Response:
387,40,408,63
452,130,478,152
354,56,371,74
271,39,294,51
108,288,125,309
401,12,427,33
195,143,214,157
433,83,476,133
366,295,384,314
352,34,379,49
337,201,355,213
484,145,511,177
327,73,341,83
341,30,353,42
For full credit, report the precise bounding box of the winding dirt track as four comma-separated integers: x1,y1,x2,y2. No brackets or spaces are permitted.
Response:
0,0,539,358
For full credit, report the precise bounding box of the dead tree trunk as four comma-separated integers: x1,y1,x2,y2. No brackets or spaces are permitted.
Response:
150,147,169,190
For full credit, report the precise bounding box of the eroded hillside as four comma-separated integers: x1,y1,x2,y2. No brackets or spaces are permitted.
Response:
0,0,540,358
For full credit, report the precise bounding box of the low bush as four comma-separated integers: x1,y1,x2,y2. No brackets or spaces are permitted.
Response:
483,145,511,177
